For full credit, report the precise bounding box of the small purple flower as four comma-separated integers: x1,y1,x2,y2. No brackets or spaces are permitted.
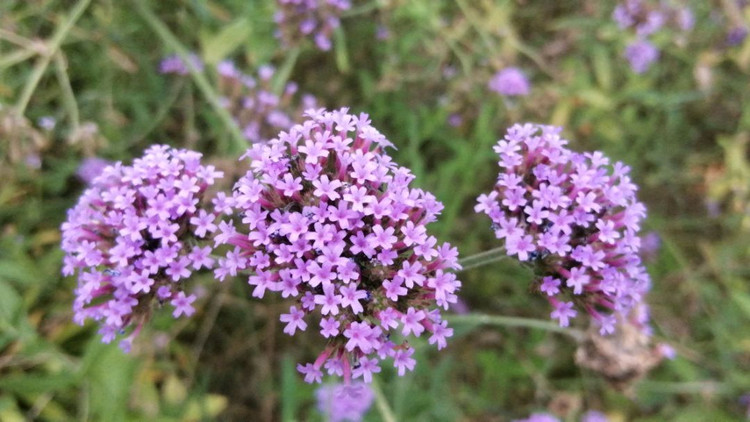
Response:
727,26,749,46
274,0,351,51
581,411,610,422
160,56,319,144
61,145,223,349
159,54,203,75
316,382,374,422
216,108,461,383
488,67,531,97
624,39,659,73
513,413,560,422
475,123,651,333
76,157,112,185
37,116,57,131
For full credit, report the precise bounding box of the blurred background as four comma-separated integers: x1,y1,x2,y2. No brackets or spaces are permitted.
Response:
1,0,749,420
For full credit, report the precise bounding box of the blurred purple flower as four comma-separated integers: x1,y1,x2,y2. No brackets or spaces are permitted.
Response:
274,0,351,51
624,40,659,73
159,54,203,75
448,114,463,127
76,157,111,185
657,343,676,360
316,382,374,422
640,231,660,261
727,26,749,46
514,413,560,422
37,116,57,131
488,67,530,97
581,411,609,422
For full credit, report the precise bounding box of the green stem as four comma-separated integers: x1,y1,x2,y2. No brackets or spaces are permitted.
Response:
271,46,300,96
458,245,508,271
446,313,584,340
371,378,397,422
132,0,247,154
15,0,91,116
54,53,80,131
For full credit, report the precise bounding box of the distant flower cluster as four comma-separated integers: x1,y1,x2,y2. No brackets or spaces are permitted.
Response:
515,411,609,422
475,123,651,333
61,145,223,350
612,0,693,73
215,108,461,383
316,382,374,422
76,157,112,185
160,56,318,144
488,67,531,97
274,0,351,51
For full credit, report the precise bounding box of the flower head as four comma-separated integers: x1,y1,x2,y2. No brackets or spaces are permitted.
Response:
475,123,651,333
316,382,374,422
488,67,531,97
624,39,659,73
61,145,223,349
216,108,461,383
76,157,112,185
274,0,351,51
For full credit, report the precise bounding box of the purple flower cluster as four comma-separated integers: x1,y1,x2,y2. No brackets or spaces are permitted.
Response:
76,157,112,185
624,40,660,74
215,108,461,383
488,67,531,97
159,53,203,75
160,57,318,144
214,61,319,143
475,123,650,333
316,382,374,422
61,145,224,350
274,0,351,51
612,0,693,73
514,411,609,422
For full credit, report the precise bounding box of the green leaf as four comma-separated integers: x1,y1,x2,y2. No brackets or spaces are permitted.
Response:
201,18,252,65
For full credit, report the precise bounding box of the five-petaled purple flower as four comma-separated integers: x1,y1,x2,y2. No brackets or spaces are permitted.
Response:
215,108,462,383
475,123,651,334
61,145,223,350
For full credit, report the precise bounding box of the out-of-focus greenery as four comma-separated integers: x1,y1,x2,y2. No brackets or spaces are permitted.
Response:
1,0,749,420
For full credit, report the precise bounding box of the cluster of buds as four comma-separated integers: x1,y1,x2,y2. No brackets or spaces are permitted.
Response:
214,108,462,383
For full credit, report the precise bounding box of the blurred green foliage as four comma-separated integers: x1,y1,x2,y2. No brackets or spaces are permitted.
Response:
1,0,749,420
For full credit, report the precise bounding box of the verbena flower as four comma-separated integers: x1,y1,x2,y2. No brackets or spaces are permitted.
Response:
488,67,531,97
475,123,650,334
514,413,560,422
160,57,318,144
159,53,203,75
274,0,351,51
514,411,610,422
624,40,659,74
216,108,461,383
76,157,112,185
61,145,223,350
316,382,374,422
612,1,692,73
